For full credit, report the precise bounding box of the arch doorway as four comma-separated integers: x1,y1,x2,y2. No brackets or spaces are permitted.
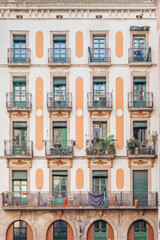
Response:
128,220,154,240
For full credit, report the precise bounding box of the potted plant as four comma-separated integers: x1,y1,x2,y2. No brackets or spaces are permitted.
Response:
105,135,116,154
148,130,158,154
127,138,140,154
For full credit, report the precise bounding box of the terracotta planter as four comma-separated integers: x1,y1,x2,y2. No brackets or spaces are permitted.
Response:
135,148,139,155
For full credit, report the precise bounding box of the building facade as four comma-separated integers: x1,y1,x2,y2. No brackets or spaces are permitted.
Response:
0,0,158,239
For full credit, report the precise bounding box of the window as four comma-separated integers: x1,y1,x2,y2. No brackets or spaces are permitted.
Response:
133,121,147,143
53,77,66,107
53,35,66,62
53,122,67,151
13,220,27,240
13,77,26,107
93,122,107,139
12,171,28,206
93,78,106,107
13,35,26,62
92,35,106,62
134,220,147,240
133,35,146,61
133,77,146,107
94,220,107,240
92,170,108,206
52,171,68,205
13,122,27,155
133,170,148,206
53,220,67,240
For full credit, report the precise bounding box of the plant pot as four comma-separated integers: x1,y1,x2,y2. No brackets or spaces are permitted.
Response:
135,148,139,155
105,150,109,155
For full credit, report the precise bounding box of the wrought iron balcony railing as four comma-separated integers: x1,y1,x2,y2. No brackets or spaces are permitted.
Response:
128,92,153,109
86,139,116,156
87,92,112,109
127,139,155,155
4,140,33,157
6,92,32,110
2,191,158,208
45,140,73,156
7,48,31,64
47,92,72,110
88,47,111,64
0,0,156,3
48,48,71,64
128,47,151,63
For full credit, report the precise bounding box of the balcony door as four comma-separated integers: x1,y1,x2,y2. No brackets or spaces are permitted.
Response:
13,221,27,240
133,121,147,154
52,171,68,206
53,220,67,240
133,78,146,107
134,220,147,240
13,122,27,155
133,170,148,206
53,78,66,107
13,35,26,62
12,171,27,206
94,220,107,240
53,35,66,62
93,36,106,62
92,171,108,206
13,77,26,107
93,78,106,107
53,122,67,154
133,35,146,61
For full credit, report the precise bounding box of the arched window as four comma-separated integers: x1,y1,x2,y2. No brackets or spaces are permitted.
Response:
13,220,27,240
134,220,147,240
53,220,67,240
94,220,107,240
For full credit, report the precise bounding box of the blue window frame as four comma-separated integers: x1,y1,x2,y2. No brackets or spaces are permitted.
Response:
13,220,27,240
13,36,26,62
93,36,106,62
53,35,66,62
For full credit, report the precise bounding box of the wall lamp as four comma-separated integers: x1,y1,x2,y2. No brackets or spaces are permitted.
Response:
78,218,82,239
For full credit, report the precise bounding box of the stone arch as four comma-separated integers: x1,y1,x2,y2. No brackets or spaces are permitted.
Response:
45,216,75,240
5,216,37,240
84,216,117,240
125,216,157,240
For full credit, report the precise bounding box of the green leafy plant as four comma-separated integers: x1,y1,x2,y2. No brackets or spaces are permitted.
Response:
127,138,140,150
148,130,158,145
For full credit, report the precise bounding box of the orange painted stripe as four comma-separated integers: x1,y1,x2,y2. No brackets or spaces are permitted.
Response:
116,31,123,58
116,169,124,189
116,77,124,149
36,31,43,58
76,168,84,189
36,77,43,150
76,77,84,150
76,31,83,58
36,169,44,190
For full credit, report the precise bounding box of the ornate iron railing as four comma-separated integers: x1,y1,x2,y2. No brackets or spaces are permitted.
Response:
2,191,158,208
128,92,153,109
86,139,115,156
127,139,155,155
4,140,33,157
6,92,32,110
7,48,31,64
48,48,71,64
87,92,112,108
45,140,73,156
128,48,151,63
88,47,111,63
47,92,72,110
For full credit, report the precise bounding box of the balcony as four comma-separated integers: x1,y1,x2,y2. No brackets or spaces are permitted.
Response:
88,47,111,66
128,47,152,66
7,48,31,67
4,140,33,159
47,92,72,112
127,139,155,160
6,92,32,112
2,191,157,210
45,140,73,159
48,48,71,67
86,138,115,159
128,92,153,112
87,92,112,112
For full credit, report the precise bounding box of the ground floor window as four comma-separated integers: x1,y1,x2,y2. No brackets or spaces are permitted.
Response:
134,220,147,240
53,220,67,240
13,220,27,240
94,220,107,240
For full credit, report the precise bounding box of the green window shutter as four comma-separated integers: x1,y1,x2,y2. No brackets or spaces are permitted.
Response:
93,170,108,177
53,78,66,85
53,122,67,127
133,77,146,83
13,122,27,128
53,35,66,41
52,170,68,176
93,77,106,83
133,121,147,128
13,35,26,41
12,170,27,180
13,76,26,83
